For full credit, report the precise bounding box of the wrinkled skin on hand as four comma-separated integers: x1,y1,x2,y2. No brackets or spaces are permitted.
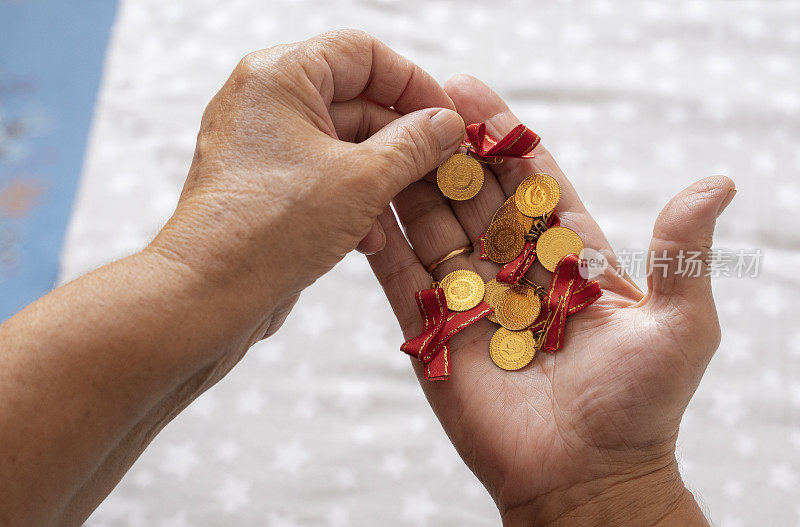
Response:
0,31,471,526
0,29,731,527
368,75,734,525
150,29,466,343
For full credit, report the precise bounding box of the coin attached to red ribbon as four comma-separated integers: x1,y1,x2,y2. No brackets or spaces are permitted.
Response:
436,123,542,201
400,121,602,380
529,253,602,352
400,282,493,380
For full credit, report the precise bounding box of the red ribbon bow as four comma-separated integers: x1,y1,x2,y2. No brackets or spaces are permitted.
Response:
464,123,541,159
529,254,602,352
401,288,493,380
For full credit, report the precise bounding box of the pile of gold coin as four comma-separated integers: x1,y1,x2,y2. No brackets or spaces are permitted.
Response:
484,173,584,272
434,155,590,371
438,269,545,371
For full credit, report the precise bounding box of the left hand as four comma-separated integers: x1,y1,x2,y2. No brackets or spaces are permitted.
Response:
368,75,733,526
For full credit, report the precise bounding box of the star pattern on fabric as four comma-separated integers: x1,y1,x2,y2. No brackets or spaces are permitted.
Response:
215,475,251,513
274,441,311,475
401,490,438,527
161,442,199,480
68,1,798,525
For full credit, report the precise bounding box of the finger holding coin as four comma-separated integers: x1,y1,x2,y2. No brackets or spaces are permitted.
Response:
444,76,587,214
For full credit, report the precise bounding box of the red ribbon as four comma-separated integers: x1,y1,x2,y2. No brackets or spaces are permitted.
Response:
401,288,493,380
529,254,602,352
464,123,541,159
496,213,560,284
479,213,560,285
479,233,489,259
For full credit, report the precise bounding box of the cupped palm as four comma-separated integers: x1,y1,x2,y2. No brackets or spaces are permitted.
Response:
367,75,732,518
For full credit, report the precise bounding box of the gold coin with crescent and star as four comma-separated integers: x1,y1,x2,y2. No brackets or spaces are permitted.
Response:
489,327,537,371
436,153,484,201
536,226,584,272
491,197,534,232
439,269,485,311
495,285,542,330
514,173,560,217
484,217,526,264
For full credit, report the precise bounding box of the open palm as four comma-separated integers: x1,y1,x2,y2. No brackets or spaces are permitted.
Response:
368,76,734,524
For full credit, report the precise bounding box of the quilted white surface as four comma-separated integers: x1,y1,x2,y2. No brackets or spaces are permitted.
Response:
62,1,799,525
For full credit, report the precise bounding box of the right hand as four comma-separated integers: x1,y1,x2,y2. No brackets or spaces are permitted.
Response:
0,31,470,527
149,29,466,344
368,75,734,525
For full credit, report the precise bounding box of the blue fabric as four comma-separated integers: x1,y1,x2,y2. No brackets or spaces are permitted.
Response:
0,0,117,321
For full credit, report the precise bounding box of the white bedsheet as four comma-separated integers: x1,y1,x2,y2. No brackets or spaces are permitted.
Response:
63,1,799,525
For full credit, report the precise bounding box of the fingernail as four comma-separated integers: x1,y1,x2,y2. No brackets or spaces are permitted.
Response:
430,109,465,162
716,188,736,217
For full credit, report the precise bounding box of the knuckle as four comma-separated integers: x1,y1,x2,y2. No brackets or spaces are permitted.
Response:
315,28,372,48
338,28,371,42
234,51,266,81
305,30,374,71
233,44,302,85
199,98,218,131
403,121,437,166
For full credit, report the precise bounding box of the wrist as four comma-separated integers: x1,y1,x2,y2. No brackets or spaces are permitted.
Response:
0,249,280,526
501,455,707,527
136,243,285,348
146,196,307,317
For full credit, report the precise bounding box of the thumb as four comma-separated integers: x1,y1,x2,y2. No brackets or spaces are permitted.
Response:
363,108,465,196
645,175,736,321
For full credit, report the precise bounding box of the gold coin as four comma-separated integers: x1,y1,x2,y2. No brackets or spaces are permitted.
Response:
439,269,485,311
495,285,541,330
483,279,507,324
489,327,536,371
484,217,526,264
436,153,484,201
491,197,534,232
536,226,584,272
514,173,560,217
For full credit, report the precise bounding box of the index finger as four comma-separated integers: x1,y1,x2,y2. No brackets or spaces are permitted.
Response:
304,30,455,113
